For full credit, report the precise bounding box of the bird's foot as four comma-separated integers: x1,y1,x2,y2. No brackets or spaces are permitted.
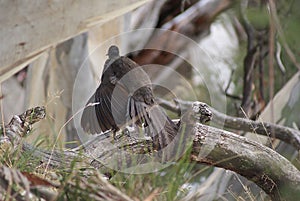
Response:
111,127,131,142
110,132,117,143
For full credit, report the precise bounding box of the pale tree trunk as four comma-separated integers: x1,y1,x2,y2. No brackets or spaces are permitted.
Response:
0,0,150,83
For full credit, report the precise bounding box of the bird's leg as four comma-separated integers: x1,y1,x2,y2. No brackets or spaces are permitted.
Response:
113,130,117,140
112,126,131,141
111,128,119,142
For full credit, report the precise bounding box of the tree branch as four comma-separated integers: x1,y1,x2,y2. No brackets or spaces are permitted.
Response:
158,98,300,151
191,123,300,201
131,0,232,66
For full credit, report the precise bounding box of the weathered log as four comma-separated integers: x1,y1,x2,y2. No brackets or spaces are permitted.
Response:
2,104,300,200
0,107,133,201
0,0,150,83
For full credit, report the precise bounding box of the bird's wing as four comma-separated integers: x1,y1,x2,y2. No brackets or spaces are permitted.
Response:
128,87,178,149
81,83,119,134
109,82,129,126
144,104,178,149
116,57,152,92
94,84,121,132
80,93,102,134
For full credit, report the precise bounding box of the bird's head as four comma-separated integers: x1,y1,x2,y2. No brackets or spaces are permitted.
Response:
107,45,120,59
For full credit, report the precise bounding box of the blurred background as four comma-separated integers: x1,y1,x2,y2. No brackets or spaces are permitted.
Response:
0,0,299,200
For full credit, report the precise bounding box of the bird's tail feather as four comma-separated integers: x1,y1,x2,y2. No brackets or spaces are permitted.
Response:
129,97,185,161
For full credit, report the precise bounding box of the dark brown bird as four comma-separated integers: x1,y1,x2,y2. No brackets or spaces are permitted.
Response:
81,45,178,149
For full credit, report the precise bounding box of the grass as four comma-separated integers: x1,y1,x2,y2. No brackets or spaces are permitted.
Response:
0,114,269,201
111,148,196,201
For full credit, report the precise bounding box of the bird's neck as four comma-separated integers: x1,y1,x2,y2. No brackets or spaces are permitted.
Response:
109,55,120,59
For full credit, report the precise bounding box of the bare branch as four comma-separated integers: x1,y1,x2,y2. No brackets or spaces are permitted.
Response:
0,106,45,152
131,0,232,65
159,98,300,150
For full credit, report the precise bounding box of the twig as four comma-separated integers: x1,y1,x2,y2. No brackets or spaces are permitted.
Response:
220,69,242,100
268,0,276,128
239,0,258,116
276,42,286,73
257,30,268,111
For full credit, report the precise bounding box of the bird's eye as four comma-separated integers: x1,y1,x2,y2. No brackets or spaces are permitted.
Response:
112,71,117,77
109,71,118,85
